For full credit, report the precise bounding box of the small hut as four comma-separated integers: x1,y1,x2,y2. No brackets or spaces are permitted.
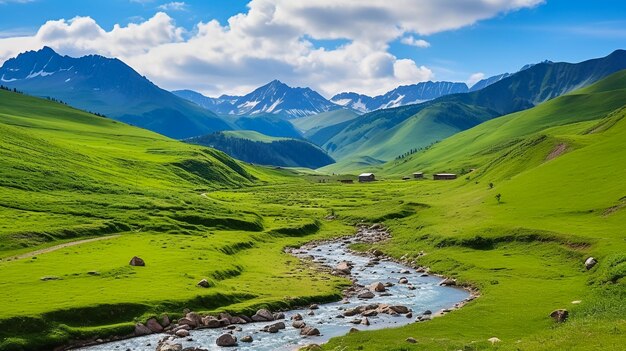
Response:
402,176,411,180
433,173,457,180
413,172,424,179
358,173,376,182
339,179,354,184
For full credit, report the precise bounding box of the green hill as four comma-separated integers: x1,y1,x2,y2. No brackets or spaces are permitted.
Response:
291,109,359,134
383,69,626,177
186,130,335,168
323,50,626,167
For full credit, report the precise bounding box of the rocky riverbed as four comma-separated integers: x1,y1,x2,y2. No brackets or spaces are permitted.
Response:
76,224,472,351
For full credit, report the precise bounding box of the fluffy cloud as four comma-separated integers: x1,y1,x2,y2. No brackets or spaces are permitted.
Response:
0,0,544,96
467,72,486,87
401,36,431,48
157,2,187,11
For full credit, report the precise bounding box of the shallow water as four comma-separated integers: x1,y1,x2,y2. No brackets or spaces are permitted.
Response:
79,237,469,351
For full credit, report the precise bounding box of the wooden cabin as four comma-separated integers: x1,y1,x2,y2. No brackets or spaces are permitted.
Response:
339,179,354,184
413,172,424,179
402,176,411,180
358,173,376,182
433,173,457,180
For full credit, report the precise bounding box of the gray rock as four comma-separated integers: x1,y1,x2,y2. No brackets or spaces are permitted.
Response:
197,279,210,288
300,326,320,336
251,309,274,322
175,329,190,337
406,337,417,343
134,323,152,336
292,320,306,329
370,282,386,292
550,309,569,323
357,290,375,299
145,318,163,333
240,335,253,343
129,256,145,266
215,333,237,347
584,257,597,270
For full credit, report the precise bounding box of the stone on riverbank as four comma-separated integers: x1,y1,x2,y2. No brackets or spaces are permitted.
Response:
251,309,274,322
134,323,152,336
146,318,163,333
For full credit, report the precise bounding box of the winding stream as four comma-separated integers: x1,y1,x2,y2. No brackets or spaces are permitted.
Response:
78,228,470,351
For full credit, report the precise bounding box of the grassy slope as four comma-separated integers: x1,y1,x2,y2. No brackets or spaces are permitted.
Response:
291,109,360,133
322,51,626,171
320,72,626,350
0,90,350,350
2,71,626,351
383,70,626,177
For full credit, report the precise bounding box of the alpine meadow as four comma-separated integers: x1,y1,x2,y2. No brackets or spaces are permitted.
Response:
0,1,624,351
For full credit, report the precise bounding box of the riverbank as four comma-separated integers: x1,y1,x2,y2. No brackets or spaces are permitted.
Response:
74,224,469,351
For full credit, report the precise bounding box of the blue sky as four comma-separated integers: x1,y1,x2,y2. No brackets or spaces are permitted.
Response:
0,0,625,96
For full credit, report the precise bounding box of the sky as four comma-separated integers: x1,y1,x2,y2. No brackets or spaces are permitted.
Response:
0,0,625,98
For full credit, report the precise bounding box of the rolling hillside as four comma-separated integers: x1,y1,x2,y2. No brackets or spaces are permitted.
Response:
322,50,626,167
186,130,335,168
383,69,626,177
0,47,231,139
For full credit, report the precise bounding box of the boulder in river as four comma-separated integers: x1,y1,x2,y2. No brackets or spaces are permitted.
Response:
335,261,353,275
390,305,410,314
370,282,386,292
550,309,569,323
291,313,303,321
398,277,408,284
156,341,183,351
584,257,597,270
129,256,145,266
175,329,190,337
240,335,253,343
357,290,375,299
292,320,306,329
216,333,237,347
262,321,285,333
300,326,320,336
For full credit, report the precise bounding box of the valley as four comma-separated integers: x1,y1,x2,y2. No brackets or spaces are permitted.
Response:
0,3,624,350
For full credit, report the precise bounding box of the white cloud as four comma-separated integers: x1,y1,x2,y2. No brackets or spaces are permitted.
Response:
467,72,486,87
0,0,544,97
400,36,431,48
157,2,187,11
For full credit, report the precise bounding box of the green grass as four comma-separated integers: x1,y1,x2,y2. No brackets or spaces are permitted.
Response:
1,70,626,351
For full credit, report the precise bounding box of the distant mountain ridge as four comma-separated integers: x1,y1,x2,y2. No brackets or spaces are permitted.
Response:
330,81,469,113
174,80,342,119
321,49,626,166
0,47,230,139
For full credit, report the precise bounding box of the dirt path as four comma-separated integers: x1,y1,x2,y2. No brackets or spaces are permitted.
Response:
4,235,121,261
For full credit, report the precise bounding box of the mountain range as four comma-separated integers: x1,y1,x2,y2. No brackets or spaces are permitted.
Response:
320,49,626,168
174,80,341,119
0,47,230,139
330,81,470,113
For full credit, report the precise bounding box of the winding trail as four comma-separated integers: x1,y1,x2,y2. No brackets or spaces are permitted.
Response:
3,235,121,261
